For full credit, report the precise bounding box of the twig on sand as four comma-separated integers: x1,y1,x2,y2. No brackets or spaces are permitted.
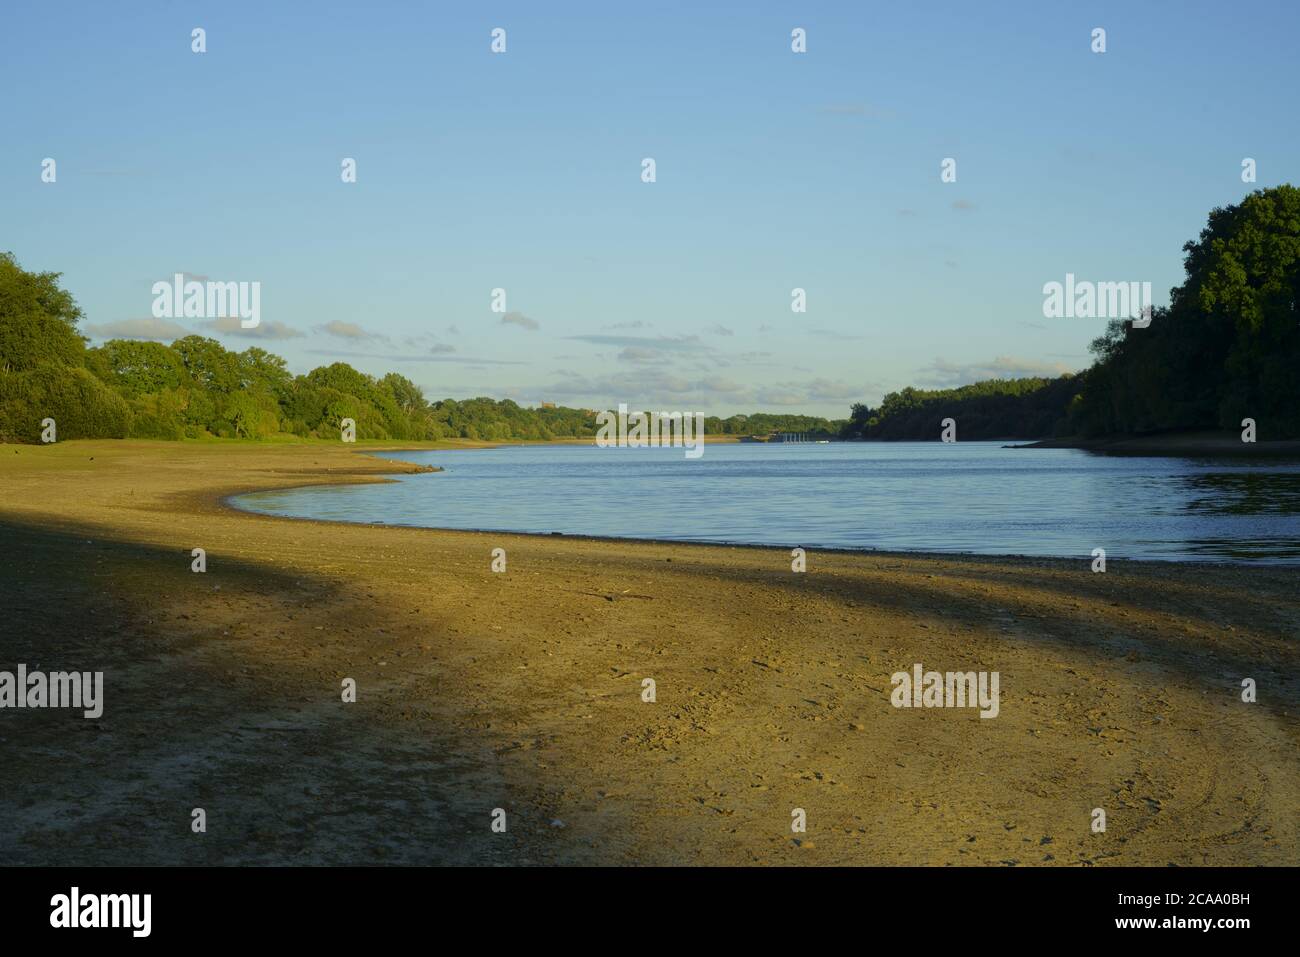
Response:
565,588,656,602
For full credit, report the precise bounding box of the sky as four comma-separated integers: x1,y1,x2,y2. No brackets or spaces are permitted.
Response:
4,0,1299,418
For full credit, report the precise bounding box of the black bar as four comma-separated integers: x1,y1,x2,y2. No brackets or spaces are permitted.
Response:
1,866,1287,943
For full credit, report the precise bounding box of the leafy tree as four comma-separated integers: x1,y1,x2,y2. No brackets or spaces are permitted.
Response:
0,251,83,327
1072,185,1300,437
172,336,241,394
0,252,86,373
237,347,293,400
843,377,1080,440
87,340,185,397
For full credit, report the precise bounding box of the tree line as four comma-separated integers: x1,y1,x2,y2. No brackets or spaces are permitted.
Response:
0,257,593,444
4,186,1296,445
0,256,846,444
841,376,1082,441
841,185,1300,441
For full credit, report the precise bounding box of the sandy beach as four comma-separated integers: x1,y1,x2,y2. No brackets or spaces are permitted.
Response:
0,440,1296,866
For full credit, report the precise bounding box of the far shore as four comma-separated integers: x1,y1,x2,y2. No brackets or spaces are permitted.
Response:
1010,430,1300,457
153,430,1300,458
1,439,1296,866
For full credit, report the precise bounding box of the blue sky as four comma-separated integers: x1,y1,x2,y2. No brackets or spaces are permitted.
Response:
5,0,1298,417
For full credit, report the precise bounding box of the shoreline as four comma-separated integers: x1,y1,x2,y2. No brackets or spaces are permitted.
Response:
2,439,1296,866
1011,431,1300,457
226,488,1300,570
225,444,1300,568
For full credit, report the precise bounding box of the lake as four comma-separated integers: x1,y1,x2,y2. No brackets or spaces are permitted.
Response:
231,442,1300,564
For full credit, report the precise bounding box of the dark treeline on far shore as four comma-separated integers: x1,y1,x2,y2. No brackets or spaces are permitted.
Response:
846,185,1300,441
3,187,1297,445
843,376,1082,441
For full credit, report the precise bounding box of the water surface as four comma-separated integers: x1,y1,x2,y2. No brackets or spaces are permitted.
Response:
233,442,1300,564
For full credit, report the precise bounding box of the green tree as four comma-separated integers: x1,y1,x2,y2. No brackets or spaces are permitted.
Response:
0,364,131,442
87,340,185,397
1073,185,1300,437
0,252,86,373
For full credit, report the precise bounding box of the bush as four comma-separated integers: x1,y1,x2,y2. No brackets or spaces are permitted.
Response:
0,364,131,442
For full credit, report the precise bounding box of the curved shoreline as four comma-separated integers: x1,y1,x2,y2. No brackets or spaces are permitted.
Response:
220,447,1300,569
2,439,1296,866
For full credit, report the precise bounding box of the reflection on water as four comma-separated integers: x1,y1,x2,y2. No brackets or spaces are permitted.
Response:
1181,471,1300,515
233,443,1300,565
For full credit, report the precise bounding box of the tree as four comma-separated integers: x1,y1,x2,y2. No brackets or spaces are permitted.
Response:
237,347,293,400
172,336,241,393
0,252,87,373
87,340,185,397
1072,185,1300,436
0,364,131,442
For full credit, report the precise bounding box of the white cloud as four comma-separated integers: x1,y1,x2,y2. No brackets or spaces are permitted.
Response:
201,316,303,340
84,317,190,341
501,312,539,331
317,320,381,340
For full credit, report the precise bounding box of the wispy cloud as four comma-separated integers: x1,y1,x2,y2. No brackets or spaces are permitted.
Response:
808,328,865,341
304,349,524,366
201,316,303,339
565,334,701,351
501,311,539,331
317,320,383,341
618,346,671,364
756,378,864,406
84,317,190,341
513,368,869,414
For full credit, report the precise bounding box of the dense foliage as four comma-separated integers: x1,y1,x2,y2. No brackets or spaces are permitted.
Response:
704,413,841,437
842,376,1081,440
843,185,1300,441
0,252,601,443
1070,186,1300,438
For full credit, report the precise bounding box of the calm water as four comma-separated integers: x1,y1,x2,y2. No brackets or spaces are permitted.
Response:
232,442,1300,564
